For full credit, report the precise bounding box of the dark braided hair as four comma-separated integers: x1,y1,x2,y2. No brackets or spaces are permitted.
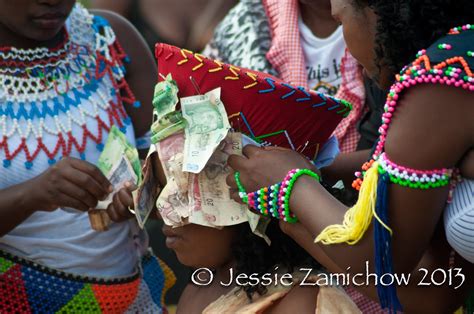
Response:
231,220,320,298
353,0,474,75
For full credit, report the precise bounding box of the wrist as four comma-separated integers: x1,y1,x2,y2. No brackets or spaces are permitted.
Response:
18,179,40,215
289,175,319,215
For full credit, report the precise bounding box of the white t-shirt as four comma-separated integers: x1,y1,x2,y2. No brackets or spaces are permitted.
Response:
299,18,346,96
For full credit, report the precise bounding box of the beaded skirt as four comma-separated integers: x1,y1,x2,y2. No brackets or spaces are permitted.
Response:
0,250,175,313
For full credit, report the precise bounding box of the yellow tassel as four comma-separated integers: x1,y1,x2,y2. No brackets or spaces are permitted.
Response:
315,162,380,245
453,307,463,314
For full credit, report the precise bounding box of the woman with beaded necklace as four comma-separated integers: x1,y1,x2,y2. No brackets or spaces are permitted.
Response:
0,0,174,311
227,0,474,312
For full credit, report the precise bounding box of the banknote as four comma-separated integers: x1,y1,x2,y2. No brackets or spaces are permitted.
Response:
156,130,270,243
151,111,185,144
152,74,179,121
97,125,142,185
156,132,191,225
134,147,160,229
193,132,248,226
96,154,138,210
181,87,230,173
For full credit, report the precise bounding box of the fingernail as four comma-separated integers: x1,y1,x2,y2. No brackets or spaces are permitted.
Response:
108,185,113,193
124,181,131,188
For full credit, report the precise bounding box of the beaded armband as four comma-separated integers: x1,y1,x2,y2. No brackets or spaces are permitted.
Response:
239,169,320,223
378,153,453,189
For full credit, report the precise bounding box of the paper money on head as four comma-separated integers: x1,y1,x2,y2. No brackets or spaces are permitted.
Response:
147,44,353,243
150,76,270,242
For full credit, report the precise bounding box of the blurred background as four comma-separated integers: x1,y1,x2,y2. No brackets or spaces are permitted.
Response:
86,0,236,52
78,0,237,307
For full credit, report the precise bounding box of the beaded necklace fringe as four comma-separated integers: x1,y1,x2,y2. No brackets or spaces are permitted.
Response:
0,4,140,169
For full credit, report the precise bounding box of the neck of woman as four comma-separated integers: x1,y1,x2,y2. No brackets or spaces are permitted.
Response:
299,0,340,38
0,25,64,50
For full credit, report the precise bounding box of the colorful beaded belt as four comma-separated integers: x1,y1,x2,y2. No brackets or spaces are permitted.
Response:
0,249,175,313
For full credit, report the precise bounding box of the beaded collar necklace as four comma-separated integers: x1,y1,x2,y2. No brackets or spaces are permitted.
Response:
0,4,138,169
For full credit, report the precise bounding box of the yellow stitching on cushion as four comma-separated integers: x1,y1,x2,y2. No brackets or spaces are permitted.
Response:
177,49,192,65
225,65,240,80
192,53,205,71
208,60,223,73
243,72,258,89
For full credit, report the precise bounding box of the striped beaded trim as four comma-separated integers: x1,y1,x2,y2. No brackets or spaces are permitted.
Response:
449,24,472,35
378,153,452,189
0,249,140,285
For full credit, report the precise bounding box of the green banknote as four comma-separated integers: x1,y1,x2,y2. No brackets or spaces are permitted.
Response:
181,88,230,173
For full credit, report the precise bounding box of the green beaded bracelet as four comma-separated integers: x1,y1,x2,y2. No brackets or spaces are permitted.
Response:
283,169,321,223
235,172,248,204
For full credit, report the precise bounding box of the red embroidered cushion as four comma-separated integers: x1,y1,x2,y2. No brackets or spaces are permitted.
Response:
155,43,352,159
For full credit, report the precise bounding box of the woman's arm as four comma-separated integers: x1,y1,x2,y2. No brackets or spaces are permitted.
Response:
321,149,371,187
0,158,112,236
228,84,474,276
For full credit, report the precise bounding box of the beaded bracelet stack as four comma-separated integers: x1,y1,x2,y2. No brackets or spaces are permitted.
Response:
236,169,320,223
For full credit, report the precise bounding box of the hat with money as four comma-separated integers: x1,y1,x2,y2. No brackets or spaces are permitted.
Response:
155,43,352,160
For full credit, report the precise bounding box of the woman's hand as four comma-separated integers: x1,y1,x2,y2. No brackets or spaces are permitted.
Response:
106,182,137,222
29,157,112,212
226,145,317,200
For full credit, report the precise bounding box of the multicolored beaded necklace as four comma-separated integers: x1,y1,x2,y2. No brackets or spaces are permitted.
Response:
352,25,473,191
0,4,138,169
316,25,474,312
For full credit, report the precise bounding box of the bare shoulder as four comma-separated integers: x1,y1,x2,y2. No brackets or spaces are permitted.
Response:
385,83,474,169
267,285,318,314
